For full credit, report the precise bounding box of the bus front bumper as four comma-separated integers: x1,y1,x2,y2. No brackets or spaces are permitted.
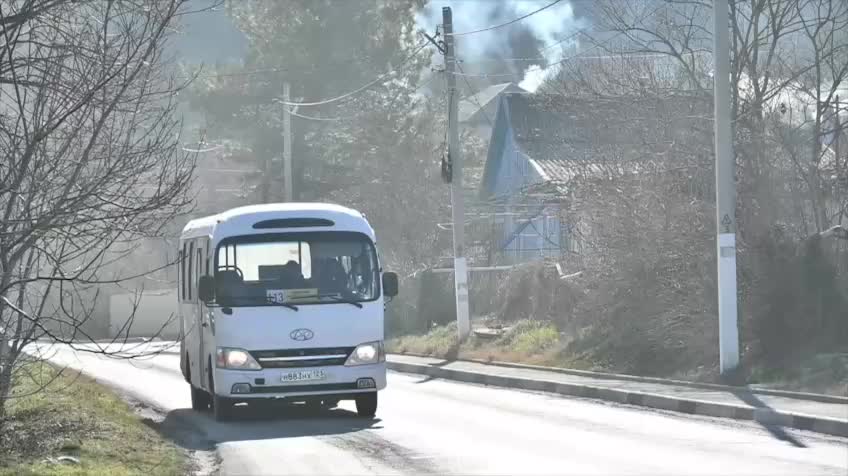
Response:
213,362,386,400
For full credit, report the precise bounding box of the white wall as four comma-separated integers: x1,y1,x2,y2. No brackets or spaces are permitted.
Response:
109,289,180,339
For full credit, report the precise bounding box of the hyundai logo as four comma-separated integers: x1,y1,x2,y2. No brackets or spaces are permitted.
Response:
289,328,314,341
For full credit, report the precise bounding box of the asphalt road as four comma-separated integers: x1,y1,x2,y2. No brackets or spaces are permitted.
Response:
33,344,848,475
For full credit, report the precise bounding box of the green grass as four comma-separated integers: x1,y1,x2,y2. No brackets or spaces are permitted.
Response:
389,322,459,357
0,362,186,476
388,322,848,396
495,320,559,355
388,320,564,364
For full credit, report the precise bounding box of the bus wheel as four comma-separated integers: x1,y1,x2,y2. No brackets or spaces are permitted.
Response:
190,386,210,411
187,362,210,411
355,393,377,418
207,364,233,422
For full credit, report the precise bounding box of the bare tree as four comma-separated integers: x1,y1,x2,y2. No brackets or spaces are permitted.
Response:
582,0,848,236
533,0,848,376
0,0,196,427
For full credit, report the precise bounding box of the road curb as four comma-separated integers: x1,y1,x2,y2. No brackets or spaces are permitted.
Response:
392,352,848,404
386,360,848,438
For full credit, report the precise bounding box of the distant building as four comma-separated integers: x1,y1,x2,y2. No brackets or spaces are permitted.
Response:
459,82,527,140
471,91,710,265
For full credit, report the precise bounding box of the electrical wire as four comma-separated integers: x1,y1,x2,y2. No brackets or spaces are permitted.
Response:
282,73,440,122
274,41,431,107
460,41,694,65
539,28,587,53
449,70,517,79
188,66,292,80
447,0,566,37
456,61,495,128
285,108,360,122
446,27,680,79
447,1,670,79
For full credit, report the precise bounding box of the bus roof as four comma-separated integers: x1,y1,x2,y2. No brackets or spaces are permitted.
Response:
180,203,375,242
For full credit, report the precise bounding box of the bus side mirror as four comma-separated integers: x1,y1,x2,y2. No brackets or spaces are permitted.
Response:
382,272,399,298
198,276,215,303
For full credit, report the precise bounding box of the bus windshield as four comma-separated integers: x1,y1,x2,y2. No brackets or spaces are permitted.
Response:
214,231,379,307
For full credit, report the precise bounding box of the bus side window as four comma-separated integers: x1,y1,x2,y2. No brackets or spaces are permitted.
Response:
196,245,203,297
188,241,194,301
177,249,182,301
181,243,188,301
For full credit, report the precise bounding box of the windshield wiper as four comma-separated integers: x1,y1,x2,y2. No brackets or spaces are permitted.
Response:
265,297,299,311
318,293,363,308
217,296,298,311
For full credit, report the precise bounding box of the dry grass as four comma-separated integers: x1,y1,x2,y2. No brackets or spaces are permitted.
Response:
388,321,847,396
389,319,588,367
0,362,186,476
390,322,459,357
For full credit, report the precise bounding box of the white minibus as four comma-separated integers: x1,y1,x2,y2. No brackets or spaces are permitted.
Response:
177,203,398,421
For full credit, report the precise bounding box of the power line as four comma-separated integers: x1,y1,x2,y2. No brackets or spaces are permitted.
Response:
539,28,587,53
449,70,516,79
453,0,672,78
285,108,358,122
447,0,566,37
446,3,671,81
274,41,431,108
461,43,697,65
182,41,429,95
281,73,440,122
448,49,695,78
187,66,292,80
456,62,494,128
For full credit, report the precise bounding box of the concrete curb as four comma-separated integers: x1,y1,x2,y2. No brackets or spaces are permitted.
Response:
386,360,848,439
392,352,848,405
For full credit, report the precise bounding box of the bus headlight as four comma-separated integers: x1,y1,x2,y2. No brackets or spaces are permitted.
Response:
345,341,385,366
216,347,262,370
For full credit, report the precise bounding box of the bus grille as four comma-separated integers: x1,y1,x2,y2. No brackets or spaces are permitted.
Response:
249,347,355,369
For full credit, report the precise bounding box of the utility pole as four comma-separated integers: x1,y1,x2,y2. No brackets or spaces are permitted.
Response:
713,0,740,379
259,102,270,203
835,95,841,179
836,95,843,223
443,6,471,342
283,81,293,202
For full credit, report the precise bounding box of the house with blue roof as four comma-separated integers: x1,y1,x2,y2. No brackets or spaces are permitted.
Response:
473,91,707,265
459,82,527,139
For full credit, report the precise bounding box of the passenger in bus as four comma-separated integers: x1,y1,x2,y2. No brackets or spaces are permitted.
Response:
279,260,306,289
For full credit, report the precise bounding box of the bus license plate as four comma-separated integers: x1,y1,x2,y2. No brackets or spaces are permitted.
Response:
281,370,327,383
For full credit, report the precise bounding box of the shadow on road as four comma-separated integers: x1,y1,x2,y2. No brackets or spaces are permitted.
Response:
730,390,807,448
145,403,382,451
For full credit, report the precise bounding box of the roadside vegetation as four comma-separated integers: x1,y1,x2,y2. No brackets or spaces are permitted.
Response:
386,1,848,400
389,261,848,397
390,320,587,369
388,316,848,397
0,363,185,476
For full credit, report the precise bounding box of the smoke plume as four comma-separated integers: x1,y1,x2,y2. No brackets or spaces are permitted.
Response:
416,1,584,92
